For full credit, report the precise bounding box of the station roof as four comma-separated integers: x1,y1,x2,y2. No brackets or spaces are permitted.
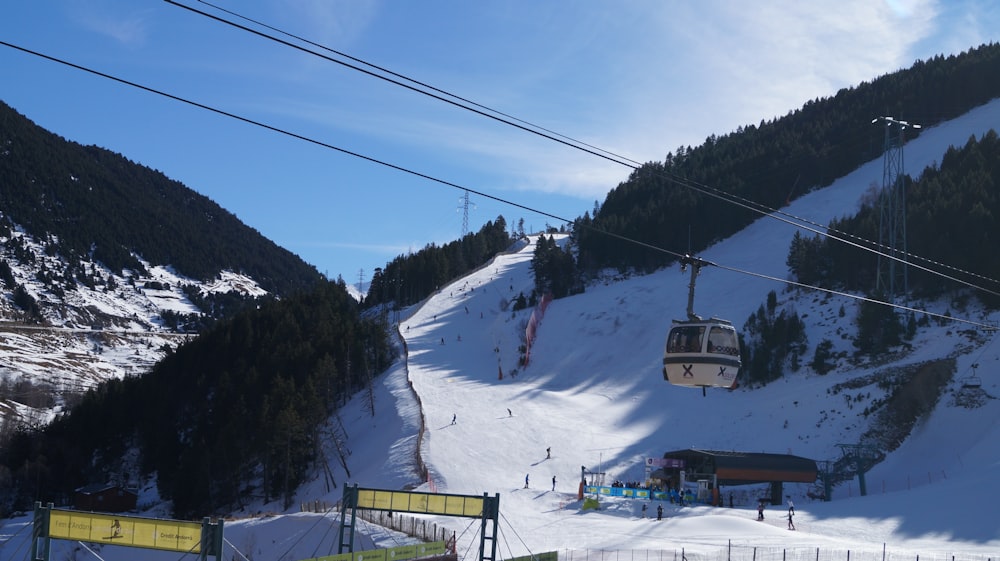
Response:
655,448,818,485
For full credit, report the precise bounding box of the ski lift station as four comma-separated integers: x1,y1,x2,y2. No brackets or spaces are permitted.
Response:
648,449,819,505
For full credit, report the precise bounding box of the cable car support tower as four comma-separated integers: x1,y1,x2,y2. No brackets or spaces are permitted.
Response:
872,116,920,302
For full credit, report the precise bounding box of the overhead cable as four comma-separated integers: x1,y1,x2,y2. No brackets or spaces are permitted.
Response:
168,0,1000,296
0,40,994,330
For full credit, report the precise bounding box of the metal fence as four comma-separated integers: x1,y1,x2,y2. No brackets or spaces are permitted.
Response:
556,546,996,561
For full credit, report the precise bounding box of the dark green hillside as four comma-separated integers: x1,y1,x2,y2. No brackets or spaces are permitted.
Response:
0,100,322,295
788,129,1000,305
0,279,389,518
575,43,1000,274
363,216,513,308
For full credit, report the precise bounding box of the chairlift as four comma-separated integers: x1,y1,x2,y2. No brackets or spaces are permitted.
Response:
961,363,982,389
662,256,742,395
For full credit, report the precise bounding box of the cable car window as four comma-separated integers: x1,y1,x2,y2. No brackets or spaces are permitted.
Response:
707,326,739,356
666,325,705,353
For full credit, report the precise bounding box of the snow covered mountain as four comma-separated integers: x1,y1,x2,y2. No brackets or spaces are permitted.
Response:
252,98,1000,557
4,98,998,561
0,225,268,425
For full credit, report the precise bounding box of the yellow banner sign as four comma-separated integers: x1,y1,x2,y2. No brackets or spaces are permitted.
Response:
304,541,447,561
48,509,202,553
507,551,558,561
356,489,484,517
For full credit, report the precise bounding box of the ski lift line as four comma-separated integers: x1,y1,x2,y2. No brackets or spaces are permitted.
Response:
274,512,330,561
174,0,888,264
171,0,1000,294
743,203,1000,298
75,539,109,561
786,211,1000,289
0,514,35,561
711,260,998,330
3,41,993,332
309,510,342,557
452,516,480,561
655,168,1000,297
655,168,1000,293
449,514,478,548
181,0,874,221
0,40,573,231
496,525,517,561
189,0,883,222
223,537,253,561
163,0,631,172
498,511,537,560
185,0,644,170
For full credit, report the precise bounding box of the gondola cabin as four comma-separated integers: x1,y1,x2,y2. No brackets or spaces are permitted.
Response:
663,319,741,390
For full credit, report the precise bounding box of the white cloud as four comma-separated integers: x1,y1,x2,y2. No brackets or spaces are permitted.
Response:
277,0,379,47
72,2,151,47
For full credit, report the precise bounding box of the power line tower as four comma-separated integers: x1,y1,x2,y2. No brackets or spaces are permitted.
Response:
459,190,475,236
872,116,920,301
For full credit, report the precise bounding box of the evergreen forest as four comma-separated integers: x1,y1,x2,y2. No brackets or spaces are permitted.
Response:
0,280,389,518
573,43,1000,276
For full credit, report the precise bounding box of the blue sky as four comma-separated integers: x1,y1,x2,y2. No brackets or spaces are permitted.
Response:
2,1,1000,286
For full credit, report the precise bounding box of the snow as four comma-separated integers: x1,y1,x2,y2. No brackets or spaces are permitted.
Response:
0,225,270,419
5,101,1000,561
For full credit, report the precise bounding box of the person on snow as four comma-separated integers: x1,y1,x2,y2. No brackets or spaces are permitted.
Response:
757,501,765,521
641,503,647,518
551,475,556,491
524,474,530,489
787,511,795,530
656,504,663,520
507,408,512,417
451,414,456,425
546,447,551,459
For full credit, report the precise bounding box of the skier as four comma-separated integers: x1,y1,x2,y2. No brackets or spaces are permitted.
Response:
546,447,551,459
787,511,795,530
507,408,512,417
656,504,663,520
552,475,556,491
641,503,647,518
757,501,765,521
524,474,530,489
451,414,456,425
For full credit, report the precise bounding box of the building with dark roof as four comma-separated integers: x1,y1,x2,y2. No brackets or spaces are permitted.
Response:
73,483,138,513
650,448,818,505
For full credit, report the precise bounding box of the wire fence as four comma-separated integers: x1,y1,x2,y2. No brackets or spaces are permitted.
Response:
358,509,455,544
557,546,996,561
